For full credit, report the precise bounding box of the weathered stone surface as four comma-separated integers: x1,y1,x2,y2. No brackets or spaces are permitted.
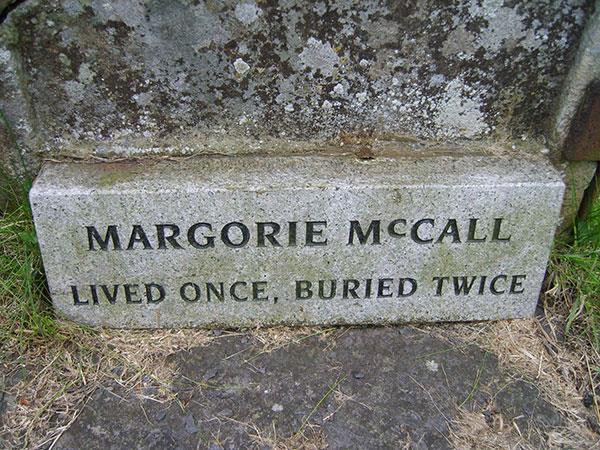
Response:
0,0,593,167
30,152,564,328
552,3,600,156
54,328,565,449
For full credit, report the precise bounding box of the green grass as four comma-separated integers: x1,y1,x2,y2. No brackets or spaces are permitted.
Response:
551,195,600,350
0,174,59,345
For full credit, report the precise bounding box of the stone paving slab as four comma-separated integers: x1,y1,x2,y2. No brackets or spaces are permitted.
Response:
55,327,562,449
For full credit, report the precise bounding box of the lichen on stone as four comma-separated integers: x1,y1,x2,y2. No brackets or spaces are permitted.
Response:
0,0,593,163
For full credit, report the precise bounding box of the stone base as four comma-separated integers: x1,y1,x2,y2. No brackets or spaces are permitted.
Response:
30,152,564,328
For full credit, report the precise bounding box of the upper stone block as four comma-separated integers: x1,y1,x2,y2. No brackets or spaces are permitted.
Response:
0,0,593,161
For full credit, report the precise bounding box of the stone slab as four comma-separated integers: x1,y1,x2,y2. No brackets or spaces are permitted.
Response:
1,0,592,172
29,154,564,328
54,328,564,449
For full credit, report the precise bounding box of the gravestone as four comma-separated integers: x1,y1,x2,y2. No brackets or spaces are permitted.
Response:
30,151,563,328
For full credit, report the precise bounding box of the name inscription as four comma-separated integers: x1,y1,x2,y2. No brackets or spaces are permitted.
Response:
70,217,522,308
85,217,511,250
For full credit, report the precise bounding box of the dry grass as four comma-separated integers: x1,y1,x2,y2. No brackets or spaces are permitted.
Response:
248,326,336,354
220,416,328,450
472,319,591,421
443,297,600,448
249,425,328,450
449,407,592,450
1,326,212,448
0,325,338,449
450,408,539,450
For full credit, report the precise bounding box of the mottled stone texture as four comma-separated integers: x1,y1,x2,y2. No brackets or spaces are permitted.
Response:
30,152,563,328
54,328,564,449
0,0,593,168
553,3,600,151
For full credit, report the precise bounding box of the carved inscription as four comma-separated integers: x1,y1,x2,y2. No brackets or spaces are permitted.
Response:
84,218,511,251
69,218,524,308
29,157,564,326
